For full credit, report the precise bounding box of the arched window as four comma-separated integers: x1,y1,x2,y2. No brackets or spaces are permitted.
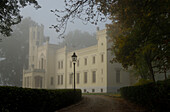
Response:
39,53,45,69
41,58,43,69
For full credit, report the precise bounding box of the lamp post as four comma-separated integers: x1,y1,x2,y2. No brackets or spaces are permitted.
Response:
71,52,77,92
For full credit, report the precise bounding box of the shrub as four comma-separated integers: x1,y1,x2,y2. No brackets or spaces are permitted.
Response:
133,78,153,86
0,87,82,112
120,79,170,111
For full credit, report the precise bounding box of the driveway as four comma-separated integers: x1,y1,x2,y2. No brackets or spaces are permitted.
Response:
56,95,146,112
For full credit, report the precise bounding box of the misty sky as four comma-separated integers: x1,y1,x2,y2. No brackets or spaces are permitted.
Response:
21,0,110,44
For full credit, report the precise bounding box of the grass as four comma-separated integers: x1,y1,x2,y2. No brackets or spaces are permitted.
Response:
82,93,121,98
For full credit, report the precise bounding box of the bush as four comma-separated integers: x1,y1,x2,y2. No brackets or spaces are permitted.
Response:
120,79,170,111
134,78,153,86
0,87,82,112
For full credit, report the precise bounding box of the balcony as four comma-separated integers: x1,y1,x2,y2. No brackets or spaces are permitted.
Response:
24,68,45,74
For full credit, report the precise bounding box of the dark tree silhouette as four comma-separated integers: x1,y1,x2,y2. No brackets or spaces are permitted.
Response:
59,30,97,49
0,0,40,37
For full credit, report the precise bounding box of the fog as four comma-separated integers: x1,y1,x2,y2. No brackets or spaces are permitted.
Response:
0,0,110,87
0,1,169,111
21,0,110,44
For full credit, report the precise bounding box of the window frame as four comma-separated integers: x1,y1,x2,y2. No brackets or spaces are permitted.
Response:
51,77,54,85
61,60,63,69
61,75,63,85
101,54,104,62
92,71,96,83
84,58,87,65
58,61,60,69
69,73,73,84
92,56,95,64
84,72,87,83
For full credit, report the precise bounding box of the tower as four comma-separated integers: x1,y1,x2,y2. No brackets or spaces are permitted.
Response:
28,25,45,69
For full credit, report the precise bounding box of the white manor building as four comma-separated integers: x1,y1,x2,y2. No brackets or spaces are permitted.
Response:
23,25,133,93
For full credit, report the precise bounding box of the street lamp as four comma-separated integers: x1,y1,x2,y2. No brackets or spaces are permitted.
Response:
71,52,77,92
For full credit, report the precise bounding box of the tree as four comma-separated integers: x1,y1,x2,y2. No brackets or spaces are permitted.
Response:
107,0,170,82
59,30,97,49
0,0,40,37
0,17,38,86
52,0,170,82
50,0,110,37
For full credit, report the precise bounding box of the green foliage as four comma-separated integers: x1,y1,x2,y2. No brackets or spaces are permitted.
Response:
107,0,170,82
120,79,170,111
134,78,153,86
0,0,40,36
0,87,82,112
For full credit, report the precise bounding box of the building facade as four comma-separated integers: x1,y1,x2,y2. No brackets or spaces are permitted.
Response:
23,25,131,93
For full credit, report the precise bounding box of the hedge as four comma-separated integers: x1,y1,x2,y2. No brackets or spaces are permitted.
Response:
120,79,170,111
0,86,82,112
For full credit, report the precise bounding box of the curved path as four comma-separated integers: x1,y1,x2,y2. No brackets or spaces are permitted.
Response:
56,95,146,112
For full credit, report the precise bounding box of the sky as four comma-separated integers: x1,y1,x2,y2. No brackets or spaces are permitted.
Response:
21,0,110,44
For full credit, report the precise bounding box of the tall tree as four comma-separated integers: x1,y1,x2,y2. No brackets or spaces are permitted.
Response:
107,0,170,82
59,30,97,49
0,17,38,86
0,0,40,37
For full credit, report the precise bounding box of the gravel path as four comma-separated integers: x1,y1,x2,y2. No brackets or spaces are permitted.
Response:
56,95,146,112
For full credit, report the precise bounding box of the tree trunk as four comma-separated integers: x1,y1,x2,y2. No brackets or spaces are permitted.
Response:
148,62,155,82
164,67,167,80
145,50,155,82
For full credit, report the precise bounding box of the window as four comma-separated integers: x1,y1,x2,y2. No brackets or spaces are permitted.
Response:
51,77,54,85
92,89,95,93
58,61,60,69
77,73,80,84
92,56,95,64
57,75,63,85
41,58,43,69
84,58,87,65
77,60,79,67
116,70,120,83
70,61,72,68
39,61,40,69
61,61,63,69
69,73,72,84
101,69,103,75
61,75,63,85
101,54,104,62
92,71,96,83
58,75,60,85
84,72,87,83
101,78,103,83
